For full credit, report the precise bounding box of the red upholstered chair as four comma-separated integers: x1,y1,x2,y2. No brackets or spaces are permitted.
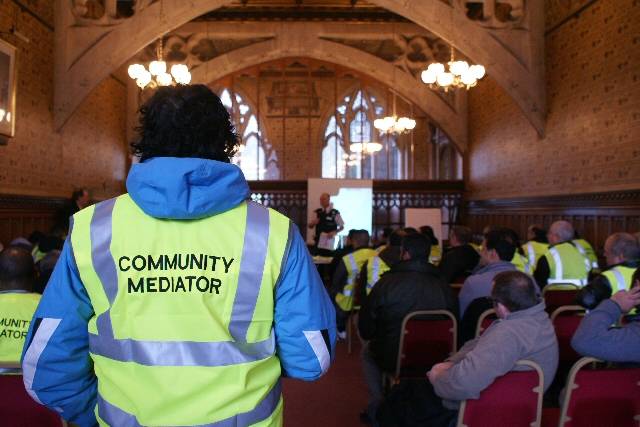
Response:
394,310,457,380
456,360,544,427
550,305,586,365
474,308,497,338
0,363,66,427
543,284,580,314
559,357,640,427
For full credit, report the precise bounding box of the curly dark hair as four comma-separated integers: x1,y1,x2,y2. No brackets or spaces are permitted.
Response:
131,84,239,162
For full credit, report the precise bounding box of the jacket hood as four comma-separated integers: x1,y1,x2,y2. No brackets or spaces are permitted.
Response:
126,157,250,220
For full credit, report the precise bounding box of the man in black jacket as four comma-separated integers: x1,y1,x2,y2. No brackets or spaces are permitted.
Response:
438,226,480,284
358,233,457,424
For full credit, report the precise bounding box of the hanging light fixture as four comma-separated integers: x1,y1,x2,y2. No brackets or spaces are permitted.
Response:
128,39,192,90
421,47,485,92
373,91,416,135
349,141,383,154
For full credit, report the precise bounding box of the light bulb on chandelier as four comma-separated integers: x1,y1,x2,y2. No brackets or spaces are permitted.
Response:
421,47,485,92
128,39,192,90
373,91,416,136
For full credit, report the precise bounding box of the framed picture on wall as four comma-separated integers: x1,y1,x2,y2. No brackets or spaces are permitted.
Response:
0,39,17,140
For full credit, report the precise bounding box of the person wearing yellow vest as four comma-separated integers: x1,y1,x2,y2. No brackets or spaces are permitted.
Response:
572,234,600,271
601,233,640,292
21,85,336,427
0,246,40,372
332,230,376,338
534,221,591,288
356,230,405,306
522,225,549,274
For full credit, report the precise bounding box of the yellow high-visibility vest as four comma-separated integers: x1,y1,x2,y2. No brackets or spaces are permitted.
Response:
71,196,288,426
0,292,40,363
335,248,376,312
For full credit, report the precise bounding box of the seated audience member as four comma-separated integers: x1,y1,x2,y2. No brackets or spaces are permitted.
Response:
9,237,32,252
599,233,640,292
505,228,531,274
571,269,640,363
420,225,441,264
357,230,405,304
332,229,376,337
458,228,518,318
534,221,591,288
0,246,41,366
359,233,456,423
438,226,480,284
327,228,357,278
374,227,393,250
522,225,549,273
573,231,599,270
34,250,61,294
424,272,558,425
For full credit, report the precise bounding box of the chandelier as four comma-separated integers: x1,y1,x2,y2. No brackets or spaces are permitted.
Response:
373,92,416,135
421,47,485,92
349,141,383,153
128,39,192,89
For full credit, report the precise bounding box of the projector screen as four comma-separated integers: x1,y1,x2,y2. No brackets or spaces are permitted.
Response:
307,178,373,249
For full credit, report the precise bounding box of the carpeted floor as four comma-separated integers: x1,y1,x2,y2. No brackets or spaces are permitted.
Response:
283,339,368,426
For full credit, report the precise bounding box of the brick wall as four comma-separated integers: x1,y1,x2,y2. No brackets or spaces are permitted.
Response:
0,1,126,199
467,0,640,200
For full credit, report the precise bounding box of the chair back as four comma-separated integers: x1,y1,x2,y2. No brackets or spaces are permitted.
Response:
450,283,463,298
456,360,544,427
550,305,586,364
559,357,640,427
395,310,457,379
0,363,66,427
543,283,580,314
474,308,497,338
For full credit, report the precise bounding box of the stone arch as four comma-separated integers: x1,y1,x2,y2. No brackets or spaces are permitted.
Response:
55,0,543,136
189,35,467,151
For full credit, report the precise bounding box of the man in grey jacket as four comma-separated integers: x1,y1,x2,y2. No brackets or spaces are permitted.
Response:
428,271,558,408
571,268,640,363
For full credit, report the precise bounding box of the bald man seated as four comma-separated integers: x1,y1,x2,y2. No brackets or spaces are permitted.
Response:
0,246,41,367
534,221,592,289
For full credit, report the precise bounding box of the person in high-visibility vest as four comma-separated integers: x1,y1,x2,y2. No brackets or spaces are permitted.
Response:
356,229,405,306
600,232,640,292
21,85,336,427
0,246,40,372
332,230,376,338
572,233,600,271
534,221,591,288
522,225,549,274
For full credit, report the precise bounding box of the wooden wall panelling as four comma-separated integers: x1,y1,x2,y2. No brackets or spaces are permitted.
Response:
0,195,66,246
463,190,640,259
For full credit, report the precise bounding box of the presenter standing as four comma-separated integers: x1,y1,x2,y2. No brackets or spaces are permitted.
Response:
309,193,344,250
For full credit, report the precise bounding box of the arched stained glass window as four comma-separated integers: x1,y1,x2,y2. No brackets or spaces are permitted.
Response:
322,88,403,179
217,88,279,180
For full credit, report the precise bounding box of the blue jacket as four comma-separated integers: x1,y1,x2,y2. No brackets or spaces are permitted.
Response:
571,299,640,363
21,157,336,426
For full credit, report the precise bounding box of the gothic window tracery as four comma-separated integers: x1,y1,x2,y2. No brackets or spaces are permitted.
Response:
218,88,279,181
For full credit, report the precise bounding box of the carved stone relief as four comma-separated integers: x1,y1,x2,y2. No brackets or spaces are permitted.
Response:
71,0,157,26
455,0,526,29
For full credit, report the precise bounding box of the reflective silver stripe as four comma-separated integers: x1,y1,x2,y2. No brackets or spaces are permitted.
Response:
22,318,62,404
303,330,331,374
549,247,563,281
91,198,118,338
89,331,275,367
574,241,586,256
547,279,587,287
346,253,358,286
88,200,274,367
98,380,282,427
573,241,595,270
342,289,353,297
526,243,536,269
611,268,626,292
229,201,270,341
370,257,381,288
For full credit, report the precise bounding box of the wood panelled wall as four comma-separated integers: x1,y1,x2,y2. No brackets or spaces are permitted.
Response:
463,190,640,257
0,195,66,245
0,181,464,246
